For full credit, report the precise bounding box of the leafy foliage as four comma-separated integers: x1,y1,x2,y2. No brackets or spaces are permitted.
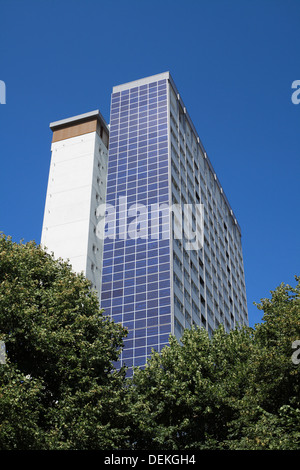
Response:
0,234,129,449
0,233,299,450
128,277,300,450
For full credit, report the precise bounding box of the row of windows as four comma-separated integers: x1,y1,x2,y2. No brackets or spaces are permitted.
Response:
109,145,168,160
112,86,166,102
102,255,170,274
111,109,168,120
120,117,167,130
111,93,167,110
110,131,168,145
105,176,169,191
105,229,169,244
102,296,171,313
112,143,168,156
102,231,171,244
123,327,171,346
109,122,168,137
101,231,171,244
122,314,171,328
107,172,168,185
110,128,167,142
102,298,171,312
124,317,171,332
102,288,171,306
121,336,171,356
109,159,169,178
111,108,168,125
109,129,168,145
115,357,149,370
106,179,169,193
109,126,168,140
109,155,168,168
109,131,168,146
110,142,168,155
111,106,167,122
107,188,168,203
106,189,169,202
109,134,168,149
105,196,170,210
103,287,170,304
115,314,171,330
105,206,168,220
112,93,166,107
109,139,168,153
102,277,170,294
111,111,167,127
111,97,167,114
104,237,169,250
112,86,167,104
103,291,171,307
112,83,166,98
110,134,168,148
101,264,170,285
106,192,169,208
105,198,169,213
111,95,167,108
122,340,170,354
107,166,169,181
106,190,169,205
109,146,168,158
102,280,170,297
111,108,167,122
111,81,166,102
108,159,168,173
107,164,168,178
110,113,168,128
103,249,170,267
118,343,169,367
107,165,169,180
108,149,168,165
102,249,170,263
105,304,171,318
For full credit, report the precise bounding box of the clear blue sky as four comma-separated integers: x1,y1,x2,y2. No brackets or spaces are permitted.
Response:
1,0,299,328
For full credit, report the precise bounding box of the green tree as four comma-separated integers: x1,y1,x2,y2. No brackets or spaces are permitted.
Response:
128,277,300,450
128,326,255,449
0,234,129,449
1,232,299,450
227,278,300,449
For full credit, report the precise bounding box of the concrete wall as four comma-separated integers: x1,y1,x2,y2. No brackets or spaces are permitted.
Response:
41,117,108,299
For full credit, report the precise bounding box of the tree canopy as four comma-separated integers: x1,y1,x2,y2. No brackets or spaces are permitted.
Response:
128,277,300,450
0,234,129,449
0,233,299,450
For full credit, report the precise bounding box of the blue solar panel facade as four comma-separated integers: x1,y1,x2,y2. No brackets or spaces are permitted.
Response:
100,78,172,372
100,72,249,375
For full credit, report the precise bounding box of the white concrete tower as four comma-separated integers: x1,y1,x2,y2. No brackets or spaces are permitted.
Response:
41,110,109,297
